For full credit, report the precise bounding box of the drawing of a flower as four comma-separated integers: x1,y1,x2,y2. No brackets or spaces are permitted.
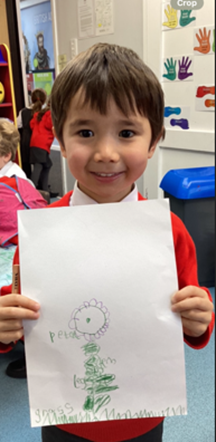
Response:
68,298,110,341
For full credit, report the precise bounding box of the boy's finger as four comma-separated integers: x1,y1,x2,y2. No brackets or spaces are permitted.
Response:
177,309,211,323
0,306,40,320
0,329,24,345
171,297,213,313
0,319,24,331
182,318,208,338
171,286,208,303
0,294,40,311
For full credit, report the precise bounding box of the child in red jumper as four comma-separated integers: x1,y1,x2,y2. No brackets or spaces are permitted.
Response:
30,99,54,192
0,43,214,442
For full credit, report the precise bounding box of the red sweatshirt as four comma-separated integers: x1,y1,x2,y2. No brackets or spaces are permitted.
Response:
30,110,54,154
0,192,214,441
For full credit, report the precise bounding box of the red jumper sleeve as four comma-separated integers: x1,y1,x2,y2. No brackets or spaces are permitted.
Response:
171,212,215,350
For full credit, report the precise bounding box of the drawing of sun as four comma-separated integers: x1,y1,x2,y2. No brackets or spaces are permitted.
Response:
68,298,110,341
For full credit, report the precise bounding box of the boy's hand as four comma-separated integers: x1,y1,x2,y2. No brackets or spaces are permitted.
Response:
0,294,40,345
171,286,214,338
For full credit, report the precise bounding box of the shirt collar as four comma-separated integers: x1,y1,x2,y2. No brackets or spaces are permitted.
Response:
70,181,138,206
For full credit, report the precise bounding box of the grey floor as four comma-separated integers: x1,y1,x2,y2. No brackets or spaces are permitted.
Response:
0,288,214,442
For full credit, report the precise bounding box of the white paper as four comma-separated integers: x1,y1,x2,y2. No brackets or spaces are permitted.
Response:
18,200,187,428
77,0,95,39
95,0,114,36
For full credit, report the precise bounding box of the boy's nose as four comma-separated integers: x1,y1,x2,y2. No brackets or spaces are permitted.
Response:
94,141,120,162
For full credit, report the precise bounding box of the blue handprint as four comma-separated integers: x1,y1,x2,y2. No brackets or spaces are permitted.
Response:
178,57,193,81
163,58,177,81
179,10,196,27
164,107,181,118
170,118,189,130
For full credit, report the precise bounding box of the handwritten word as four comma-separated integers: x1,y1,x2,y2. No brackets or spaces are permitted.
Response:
49,330,80,343
34,404,186,426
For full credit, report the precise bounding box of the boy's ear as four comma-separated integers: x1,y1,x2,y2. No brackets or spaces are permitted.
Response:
148,127,165,159
52,127,67,158
148,142,157,159
5,152,12,162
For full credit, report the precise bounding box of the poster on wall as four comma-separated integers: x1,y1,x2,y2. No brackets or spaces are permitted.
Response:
77,0,114,39
20,0,55,101
95,0,114,36
77,0,95,39
33,72,55,97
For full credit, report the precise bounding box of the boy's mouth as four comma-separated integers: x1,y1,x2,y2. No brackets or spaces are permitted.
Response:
91,171,124,182
94,172,119,177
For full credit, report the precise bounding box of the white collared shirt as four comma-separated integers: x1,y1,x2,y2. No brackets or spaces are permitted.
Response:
0,161,27,179
70,181,138,206
0,161,35,187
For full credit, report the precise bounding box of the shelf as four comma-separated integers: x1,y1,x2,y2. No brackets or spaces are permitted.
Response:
0,43,21,166
0,102,12,107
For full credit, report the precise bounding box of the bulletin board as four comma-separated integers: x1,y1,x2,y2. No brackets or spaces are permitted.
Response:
161,1,215,135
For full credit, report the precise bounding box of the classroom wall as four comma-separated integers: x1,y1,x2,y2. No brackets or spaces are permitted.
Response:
143,0,215,199
52,0,144,194
16,0,215,198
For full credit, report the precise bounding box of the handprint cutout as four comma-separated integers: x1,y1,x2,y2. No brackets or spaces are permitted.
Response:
178,57,193,80
194,28,211,54
163,58,177,81
179,10,196,27
162,5,178,29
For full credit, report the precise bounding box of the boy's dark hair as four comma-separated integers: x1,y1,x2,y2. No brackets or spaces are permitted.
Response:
0,119,20,161
51,43,165,148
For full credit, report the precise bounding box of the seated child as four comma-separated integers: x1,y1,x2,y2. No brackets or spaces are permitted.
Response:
0,43,214,442
0,119,31,181
0,118,48,249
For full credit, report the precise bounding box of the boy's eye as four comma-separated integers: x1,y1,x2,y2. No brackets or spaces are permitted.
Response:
79,130,94,138
119,130,134,138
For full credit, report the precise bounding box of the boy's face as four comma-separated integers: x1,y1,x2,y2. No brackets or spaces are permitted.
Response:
57,92,157,203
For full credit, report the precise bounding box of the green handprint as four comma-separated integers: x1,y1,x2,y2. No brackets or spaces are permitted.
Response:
163,58,177,81
179,10,196,27
212,29,215,53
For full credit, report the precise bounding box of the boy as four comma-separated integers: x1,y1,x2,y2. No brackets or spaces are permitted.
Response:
0,119,29,180
0,43,214,442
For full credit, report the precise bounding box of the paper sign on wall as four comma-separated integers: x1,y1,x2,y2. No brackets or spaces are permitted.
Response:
77,0,95,39
164,105,190,129
95,0,114,36
18,200,187,428
195,85,215,111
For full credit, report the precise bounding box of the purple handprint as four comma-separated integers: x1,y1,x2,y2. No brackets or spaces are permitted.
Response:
170,118,189,130
178,57,193,80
